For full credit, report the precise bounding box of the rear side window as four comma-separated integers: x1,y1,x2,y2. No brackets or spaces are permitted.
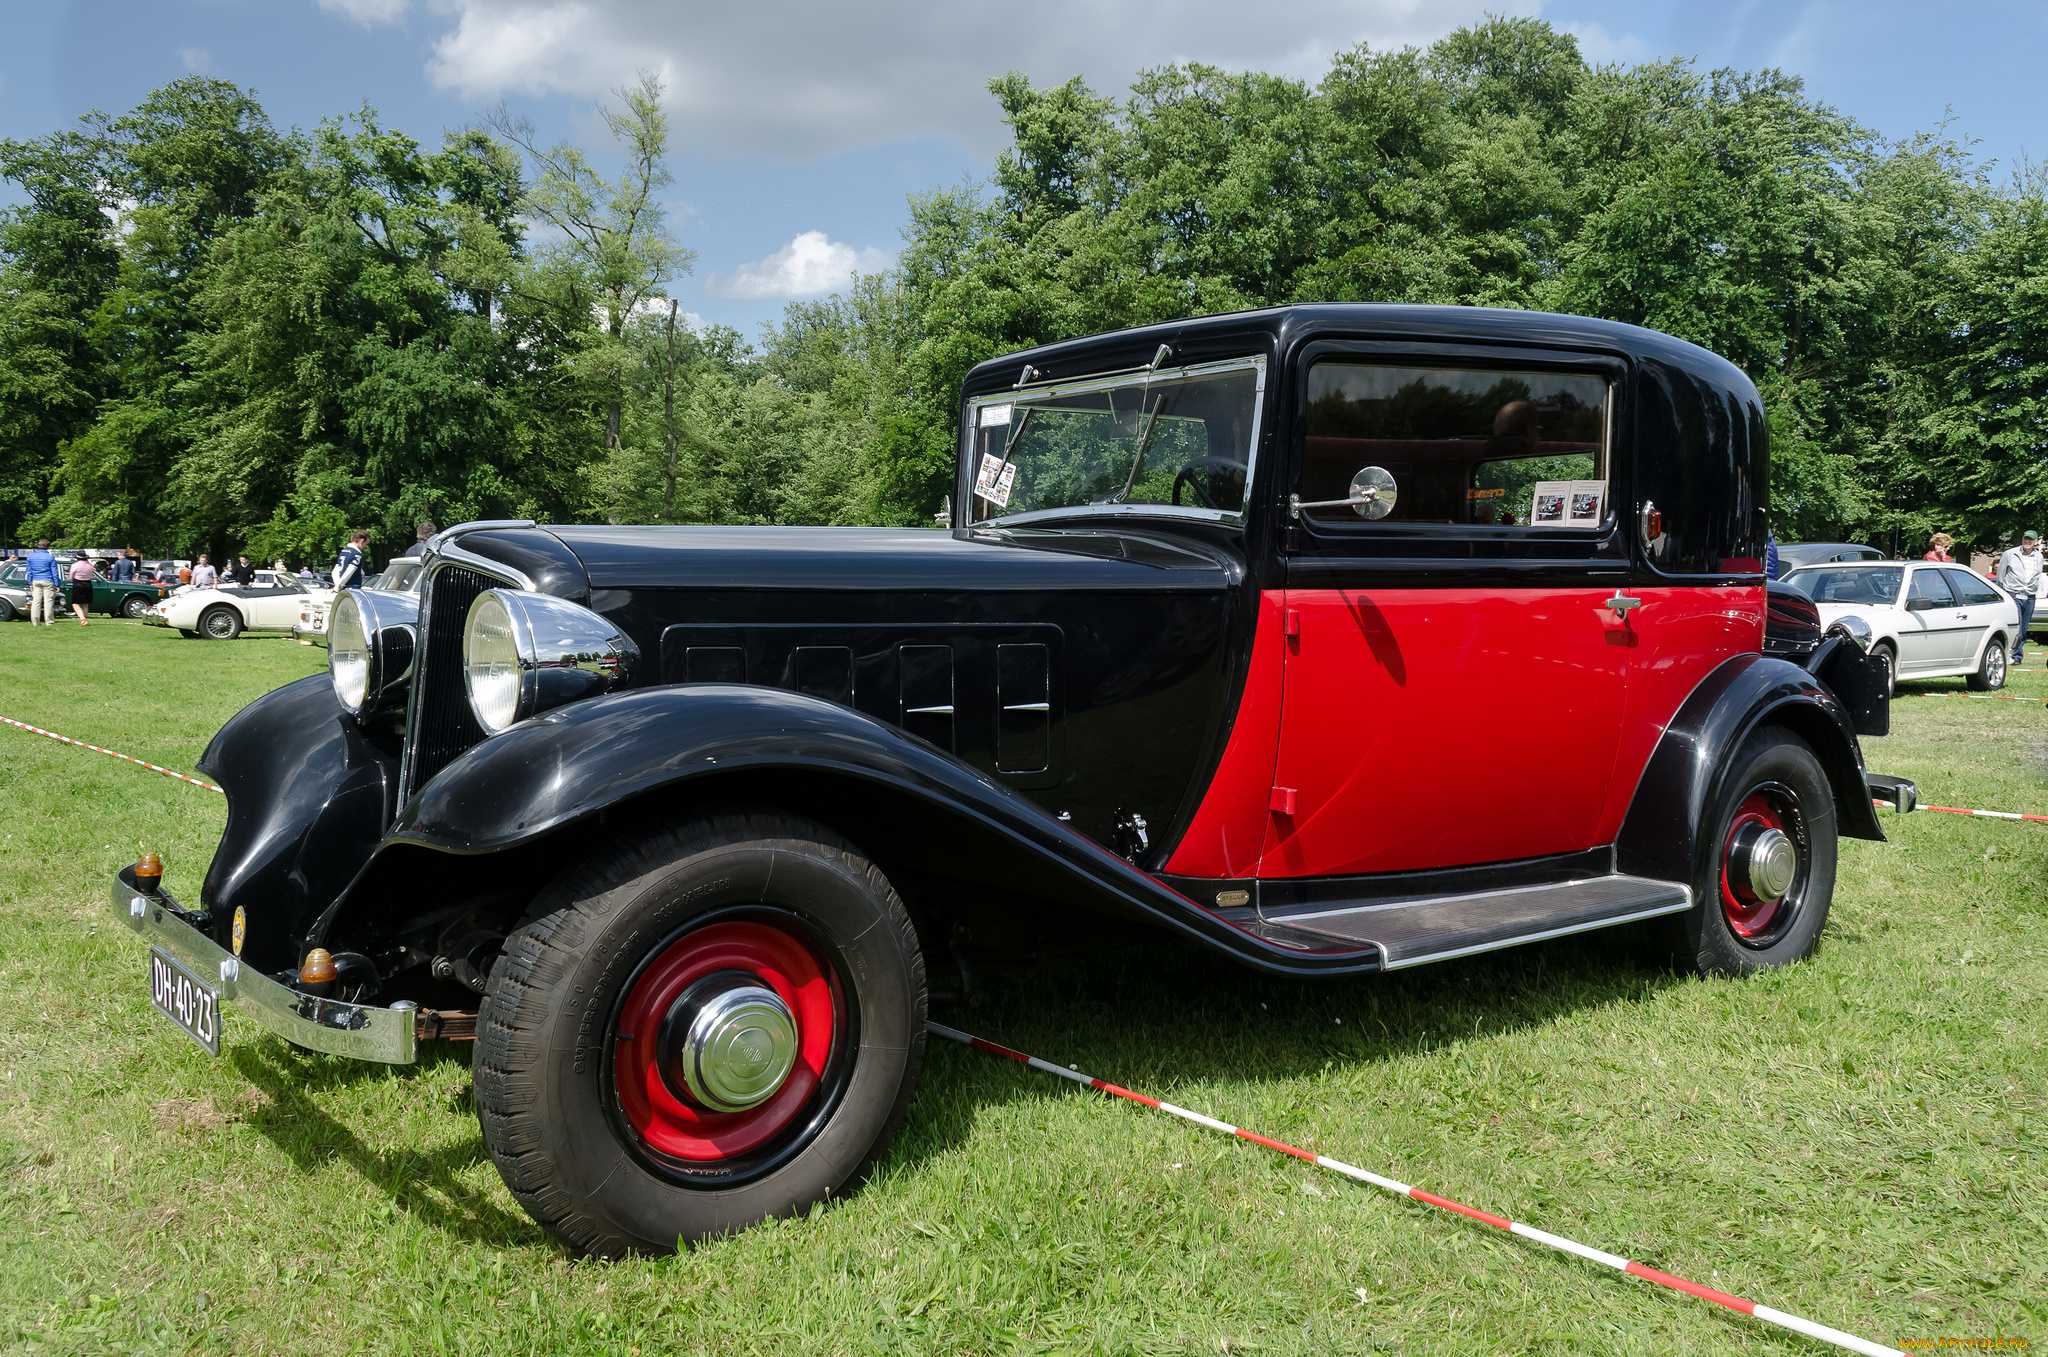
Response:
1946,570,2001,606
1783,566,1901,605
1299,363,1609,528
1907,570,1957,607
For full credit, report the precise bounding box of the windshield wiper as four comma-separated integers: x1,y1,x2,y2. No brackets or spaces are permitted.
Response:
1110,395,1163,504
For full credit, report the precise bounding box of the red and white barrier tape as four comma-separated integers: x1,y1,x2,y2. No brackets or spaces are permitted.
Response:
0,716,224,794
1894,691,2035,702
1874,799,2048,823
930,1022,1900,1357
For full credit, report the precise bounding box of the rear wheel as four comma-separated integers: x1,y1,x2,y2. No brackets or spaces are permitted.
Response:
1870,642,1896,696
474,808,925,1257
1668,726,1836,977
199,604,242,640
1967,637,2007,691
0,598,14,623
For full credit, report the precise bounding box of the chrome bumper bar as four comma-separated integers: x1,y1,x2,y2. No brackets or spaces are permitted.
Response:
110,867,418,1064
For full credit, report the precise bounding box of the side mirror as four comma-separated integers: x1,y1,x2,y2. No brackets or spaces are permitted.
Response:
1905,597,1937,612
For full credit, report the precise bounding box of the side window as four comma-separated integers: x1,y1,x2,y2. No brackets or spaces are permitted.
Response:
1298,362,1609,529
1946,570,2001,606
1906,570,1957,609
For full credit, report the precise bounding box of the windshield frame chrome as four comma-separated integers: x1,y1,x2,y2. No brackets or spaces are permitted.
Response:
961,355,1267,530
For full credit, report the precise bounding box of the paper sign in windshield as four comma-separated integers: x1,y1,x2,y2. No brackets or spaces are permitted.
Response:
978,403,1013,427
1531,480,1606,526
975,453,1018,508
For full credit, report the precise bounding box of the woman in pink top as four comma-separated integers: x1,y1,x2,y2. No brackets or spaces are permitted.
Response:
67,553,97,626
1923,533,1954,562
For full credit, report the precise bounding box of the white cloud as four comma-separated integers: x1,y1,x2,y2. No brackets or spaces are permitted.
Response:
177,47,214,73
416,0,1539,156
1567,22,1647,66
705,231,892,300
316,0,410,24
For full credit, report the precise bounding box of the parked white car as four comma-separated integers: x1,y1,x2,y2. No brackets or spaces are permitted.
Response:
147,576,323,640
1780,560,2020,693
294,556,420,640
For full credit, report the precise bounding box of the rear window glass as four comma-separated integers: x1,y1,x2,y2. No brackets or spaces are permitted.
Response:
1783,566,1902,605
1945,570,2001,606
1300,363,1608,528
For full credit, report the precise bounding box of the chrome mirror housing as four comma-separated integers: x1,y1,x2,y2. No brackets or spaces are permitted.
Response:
462,589,640,735
329,589,419,717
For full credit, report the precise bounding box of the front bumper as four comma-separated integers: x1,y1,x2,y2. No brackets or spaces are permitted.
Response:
110,865,418,1064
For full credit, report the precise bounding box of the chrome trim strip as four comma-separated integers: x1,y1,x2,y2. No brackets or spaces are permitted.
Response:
423,519,538,556
111,872,417,1064
396,551,527,808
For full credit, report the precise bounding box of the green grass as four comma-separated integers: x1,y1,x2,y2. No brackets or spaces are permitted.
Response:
0,618,2042,1355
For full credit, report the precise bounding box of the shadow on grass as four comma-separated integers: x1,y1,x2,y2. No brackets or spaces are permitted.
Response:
229,1039,545,1248
895,917,1684,1174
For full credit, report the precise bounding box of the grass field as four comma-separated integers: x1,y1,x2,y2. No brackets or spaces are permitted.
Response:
0,617,2041,1355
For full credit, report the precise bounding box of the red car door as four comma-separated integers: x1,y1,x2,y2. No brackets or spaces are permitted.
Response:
1257,354,1632,878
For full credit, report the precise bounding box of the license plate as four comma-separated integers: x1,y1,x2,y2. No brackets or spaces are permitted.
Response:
148,947,221,1055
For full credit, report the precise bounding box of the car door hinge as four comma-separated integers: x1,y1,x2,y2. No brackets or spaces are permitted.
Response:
1282,609,1299,637
1269,786,1297,816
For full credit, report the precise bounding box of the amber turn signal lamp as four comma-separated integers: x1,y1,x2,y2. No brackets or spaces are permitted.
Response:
300,948,338,985
134,852,163,896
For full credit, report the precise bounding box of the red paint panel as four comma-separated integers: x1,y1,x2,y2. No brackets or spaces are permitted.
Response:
1592,586,1763,843
1161,591,1288,878
1258,588,1628,877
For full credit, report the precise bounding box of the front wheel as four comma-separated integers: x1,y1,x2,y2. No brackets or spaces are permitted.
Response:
120,594,151,619
1967,638,2007,691
1667,726,1837,977
475,808,926,1257
198,604,242,640
1870,642,1896,697
0,598,14,623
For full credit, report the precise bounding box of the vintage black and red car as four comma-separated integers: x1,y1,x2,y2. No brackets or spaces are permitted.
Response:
113,303,1906,1256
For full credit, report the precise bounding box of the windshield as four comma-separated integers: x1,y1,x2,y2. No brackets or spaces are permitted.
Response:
1783,566,1902,606
966,359,1263,523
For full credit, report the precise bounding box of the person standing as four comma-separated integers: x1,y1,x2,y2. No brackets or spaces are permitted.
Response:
109,548,136,582
1997,531,2043,664
1765,527,1780,580
67,552,98,625
332,531,368,591
24,538,59,626
230,554,255,586
1924,533,1955,562
177,561,191,585
416,520,437,547
190,554,217,589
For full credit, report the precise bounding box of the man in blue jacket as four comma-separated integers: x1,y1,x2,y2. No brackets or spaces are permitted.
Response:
24,539,60,626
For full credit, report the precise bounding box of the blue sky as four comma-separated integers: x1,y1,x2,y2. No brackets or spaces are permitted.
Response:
3,0,2040,341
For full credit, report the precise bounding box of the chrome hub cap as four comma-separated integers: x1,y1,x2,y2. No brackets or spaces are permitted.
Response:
657,971,800,1113
1732,824,1797,904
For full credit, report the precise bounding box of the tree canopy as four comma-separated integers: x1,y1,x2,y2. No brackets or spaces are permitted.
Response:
2,21,2042,564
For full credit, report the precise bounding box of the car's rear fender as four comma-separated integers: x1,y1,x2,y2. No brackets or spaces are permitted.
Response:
1616,654,1884,890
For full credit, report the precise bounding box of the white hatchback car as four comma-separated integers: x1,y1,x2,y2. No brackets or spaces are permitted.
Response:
1781,560,2020,693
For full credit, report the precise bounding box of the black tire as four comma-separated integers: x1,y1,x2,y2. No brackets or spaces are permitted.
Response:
1667,726,1837,977
119,594,150,619
475,808,926,1257
0,598,14,623
198,604,242,640
1870,642,1895,697
1967,637,2007,691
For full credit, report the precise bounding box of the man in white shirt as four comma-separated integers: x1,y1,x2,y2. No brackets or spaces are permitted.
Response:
1996,530,2042,664
189,555,218,590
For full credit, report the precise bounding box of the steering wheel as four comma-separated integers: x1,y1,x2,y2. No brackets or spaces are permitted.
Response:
1171,457,1249,509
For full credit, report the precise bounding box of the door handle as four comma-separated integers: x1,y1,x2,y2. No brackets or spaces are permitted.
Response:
1608,593,1643,619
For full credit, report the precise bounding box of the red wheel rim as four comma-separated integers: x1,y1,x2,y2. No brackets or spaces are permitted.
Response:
612,921,839,1161
1720,792,1788,938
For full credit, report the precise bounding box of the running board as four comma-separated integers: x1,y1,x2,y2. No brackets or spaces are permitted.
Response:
1259,875,1692,970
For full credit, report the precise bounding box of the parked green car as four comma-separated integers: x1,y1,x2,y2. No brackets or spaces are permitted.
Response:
0,561,173,619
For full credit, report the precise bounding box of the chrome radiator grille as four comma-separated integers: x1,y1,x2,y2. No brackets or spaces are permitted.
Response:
400,564,496,802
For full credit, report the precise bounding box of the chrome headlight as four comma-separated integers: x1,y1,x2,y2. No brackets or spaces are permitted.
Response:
1825,615,1873,653
462,589,639,734
328,589,419,717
